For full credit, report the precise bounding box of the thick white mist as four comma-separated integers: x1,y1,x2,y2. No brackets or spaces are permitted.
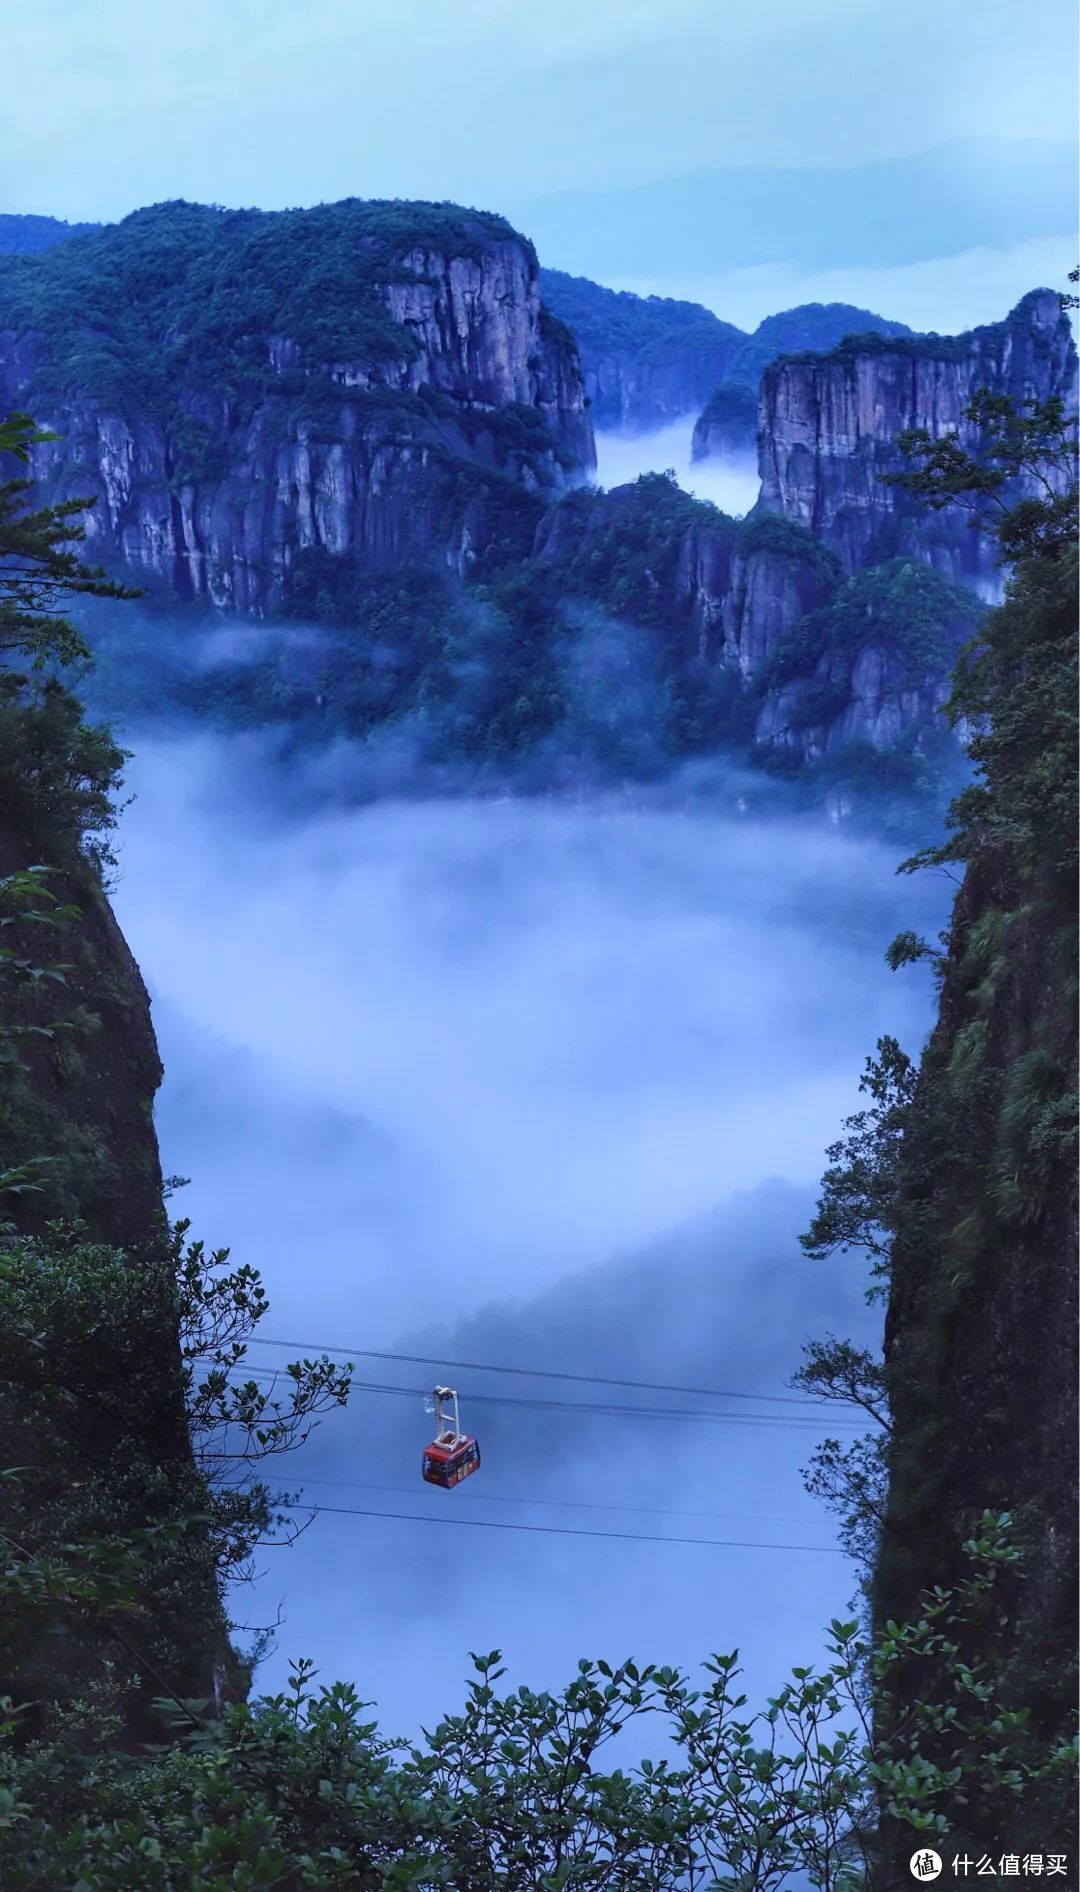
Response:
593,419,761,514
108,731,946,1737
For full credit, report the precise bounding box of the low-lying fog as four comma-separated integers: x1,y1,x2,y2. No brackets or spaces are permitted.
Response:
111,731,946,1741
594,419,761,514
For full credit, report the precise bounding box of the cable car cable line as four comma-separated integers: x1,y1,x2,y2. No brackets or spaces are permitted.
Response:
268,1473,836,1529
223,1364,869,1431
269,1497,846,1555
247,1337,852,1410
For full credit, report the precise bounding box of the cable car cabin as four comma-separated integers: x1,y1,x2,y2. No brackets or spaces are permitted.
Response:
422,1434,480,1489
422,1385,481,1490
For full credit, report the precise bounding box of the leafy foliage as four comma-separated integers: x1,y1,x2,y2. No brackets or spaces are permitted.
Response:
552,473,734,627
889,391,1079,563
0,1517,1072,1886
0,410,133,867
78,475,764,777
175,1222,352,1581
0,214,101,256
693,377,758,444
800,1036,918,1282
805,384,1079,1845
0,1208,354,1728
791,1338,890,1581
723,303,913,392
890,396,1078,887
795,1033,916,1588
0,412,137,669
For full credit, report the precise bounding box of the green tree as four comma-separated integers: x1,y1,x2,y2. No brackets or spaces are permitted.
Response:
0,1516,1073,1887
890,391,1078,563
0,410,137,865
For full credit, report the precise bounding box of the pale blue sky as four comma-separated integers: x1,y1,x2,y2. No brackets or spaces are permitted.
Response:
6,0,1077,218
4,3,1077,330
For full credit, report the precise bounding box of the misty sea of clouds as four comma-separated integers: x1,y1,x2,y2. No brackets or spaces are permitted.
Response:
106,727,948,1741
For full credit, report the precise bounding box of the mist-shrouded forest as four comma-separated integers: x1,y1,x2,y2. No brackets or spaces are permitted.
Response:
0,5,1077,1885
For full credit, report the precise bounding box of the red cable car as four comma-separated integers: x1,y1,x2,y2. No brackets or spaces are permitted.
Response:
421,1385,481,1489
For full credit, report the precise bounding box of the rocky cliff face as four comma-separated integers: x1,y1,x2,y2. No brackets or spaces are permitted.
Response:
540,270,744,432
0,824,164,1244
667,517,838,681
691,303,914,465
874,526,1078,1851
882,858,1078,1686
755,641,944,758
756,291,1078,576
0,819,239,1735
533,478,981,795
533,480,841,704
0,202,595,613
690,382,760,464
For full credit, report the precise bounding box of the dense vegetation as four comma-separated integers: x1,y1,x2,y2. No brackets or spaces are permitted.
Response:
5,1517,1073,1887
0,198,534,417
66,470,968,830
797,389,1079,1859
74,475,752,781
540,270,744,427
0,412,352,1750
768,293,1060,375
538,279,913,440
690,379,758,449
0,213,101,255
764,559,981,692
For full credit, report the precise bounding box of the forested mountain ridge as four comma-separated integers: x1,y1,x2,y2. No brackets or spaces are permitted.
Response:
539,269,745,430
0,199,595,610
0,212,101,253
1,200,1074,820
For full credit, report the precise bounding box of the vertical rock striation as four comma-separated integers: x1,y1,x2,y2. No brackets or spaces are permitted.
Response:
756,291,1078,576
691,302,913,464
0,202,595,613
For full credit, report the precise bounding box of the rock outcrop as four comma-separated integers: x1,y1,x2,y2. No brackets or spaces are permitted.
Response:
754,630,954,760
0,201,595,613
541,269,744,432
533,477,977,784
756,290,1078,576
0,816,240,1738
670,516,838,681
0,826,165,1244
5,203,1068,801
691,303,913,464
690,382,760,464
533,480,839,698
